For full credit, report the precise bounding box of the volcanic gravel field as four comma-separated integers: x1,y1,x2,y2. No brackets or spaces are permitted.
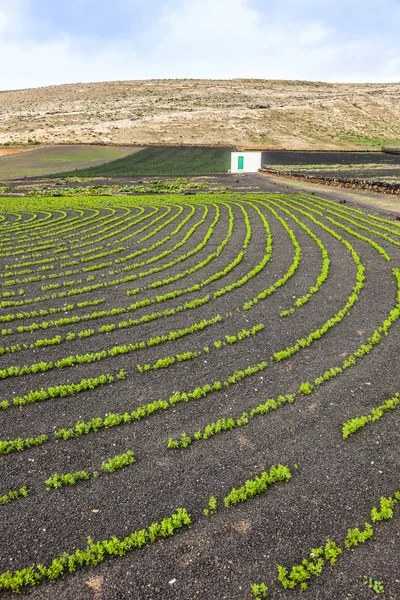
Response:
0,188,399,600
261,151,400,166
262,151,400,186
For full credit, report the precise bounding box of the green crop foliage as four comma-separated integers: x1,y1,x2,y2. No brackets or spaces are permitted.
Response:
363,576,385,594
9,372,121,408
2,195,400,600
101,450,136,473
344,523,373,549
342,394,399,439
0,435,49,455
0,487,28,505
169,268,400,452
0,507,191,593
203,496,217,517
371,494,399,523
250,583,268,599
297,382,314,395
272,488,399,593
54,360,265,442
224,465,292,508
45,471,90,491
277,539,342,591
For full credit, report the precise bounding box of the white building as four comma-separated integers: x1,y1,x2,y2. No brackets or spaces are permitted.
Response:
231,151,262,173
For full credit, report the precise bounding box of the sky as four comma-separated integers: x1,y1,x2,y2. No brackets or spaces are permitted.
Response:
1,0,400,90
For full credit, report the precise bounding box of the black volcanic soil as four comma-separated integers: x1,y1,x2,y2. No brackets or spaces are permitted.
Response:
261,151,400,166
0,182,399,600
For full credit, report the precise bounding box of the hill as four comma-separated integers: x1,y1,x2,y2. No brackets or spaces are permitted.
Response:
1,79,400,150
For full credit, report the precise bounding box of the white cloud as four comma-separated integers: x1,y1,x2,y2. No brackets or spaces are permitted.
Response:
0,0,25,36
1,0,400,90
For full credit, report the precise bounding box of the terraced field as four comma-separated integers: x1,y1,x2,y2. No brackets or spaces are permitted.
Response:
0,192,399,599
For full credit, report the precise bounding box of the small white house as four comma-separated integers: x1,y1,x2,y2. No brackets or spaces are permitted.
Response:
231,151,262,173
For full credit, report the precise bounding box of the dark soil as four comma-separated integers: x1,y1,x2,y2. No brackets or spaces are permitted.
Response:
0,172,279,197
0,183,399,600
261,151,400,166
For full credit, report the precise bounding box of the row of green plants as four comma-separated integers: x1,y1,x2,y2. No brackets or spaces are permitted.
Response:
0,209,70,239
0,507,192,593
0,203,219,338
53,361,267,441
0,369,126,410
272,249,364,363
0,486,28,505
108,203,215,286
116,203,185,247
0,434,49,456
2,244,127,281
108,203,197,271
167,395,292,448
256,198,331,316
0,207,173,284
5,239,109,270
215,201,272,301
0,313,222,363
224,465,292,508
367,212,400,229
241,201,299,310
326,210,400,246
1,209,124,256
296,192,398,246
122,206,230,288
325,216,391,261
298,194,400,248
132,248,246,310
342,393,399,439
298,192,363,215
168,268,400,449
111,204,196,266
330,202,400,238
0,211,94,247
10,205,217,303
202,465,292,519
2,209,236,336
138,324,265,373
0,205,151,263
99,206,228,302
0,312,224,379
271,490,400,593
0,207,105,248
45,450,136,490
10,263,399,457
137,351,200,372
129,203,235,296
0,297,105,324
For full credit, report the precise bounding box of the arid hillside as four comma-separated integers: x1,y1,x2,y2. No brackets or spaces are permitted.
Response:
1,79,400,150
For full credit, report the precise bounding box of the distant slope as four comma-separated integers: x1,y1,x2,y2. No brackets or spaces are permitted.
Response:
0,145,140,179
1,79,400,150
52,146,233,178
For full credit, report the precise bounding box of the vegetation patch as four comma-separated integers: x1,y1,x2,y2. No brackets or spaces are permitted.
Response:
50,146,234,178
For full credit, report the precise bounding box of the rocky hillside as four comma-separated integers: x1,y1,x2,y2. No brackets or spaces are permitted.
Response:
1,79,400,150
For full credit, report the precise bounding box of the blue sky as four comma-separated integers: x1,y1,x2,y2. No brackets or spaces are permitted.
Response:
1,0,400,90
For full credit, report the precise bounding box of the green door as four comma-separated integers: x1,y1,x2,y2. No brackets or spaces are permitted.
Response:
238,156,244,171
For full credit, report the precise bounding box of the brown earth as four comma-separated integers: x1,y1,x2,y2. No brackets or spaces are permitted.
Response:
0,148,32,156
2,79,400,150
